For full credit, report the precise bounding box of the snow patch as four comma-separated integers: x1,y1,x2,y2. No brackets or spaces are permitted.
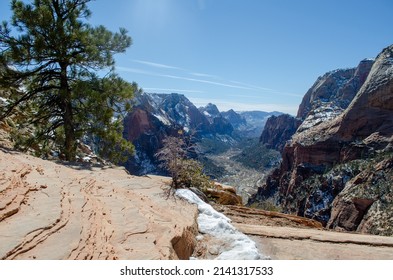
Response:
203,111,211,117
0,97,9,105
82,156,92,162
153,113,171,126
176,189,268,260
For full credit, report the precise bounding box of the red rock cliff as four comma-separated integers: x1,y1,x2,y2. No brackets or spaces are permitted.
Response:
253,46,393,236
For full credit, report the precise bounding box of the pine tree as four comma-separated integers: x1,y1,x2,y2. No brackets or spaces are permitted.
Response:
0,0,137,162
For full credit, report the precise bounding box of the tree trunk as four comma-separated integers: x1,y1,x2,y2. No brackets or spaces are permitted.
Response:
64,97,76,161
60,64,76,161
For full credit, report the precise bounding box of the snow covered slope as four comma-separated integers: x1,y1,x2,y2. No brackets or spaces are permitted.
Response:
176,189,269,260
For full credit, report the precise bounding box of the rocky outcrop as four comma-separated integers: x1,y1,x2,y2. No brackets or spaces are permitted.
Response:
0,148,198,260
205,183,242,205
297,59,374,120
259,114,302,152
327,156,393,235
215,205,323,229
252,45,393,236
258,59,374,154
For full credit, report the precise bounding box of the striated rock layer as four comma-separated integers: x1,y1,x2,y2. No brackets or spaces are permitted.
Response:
253,45,393,236
0,148,198,260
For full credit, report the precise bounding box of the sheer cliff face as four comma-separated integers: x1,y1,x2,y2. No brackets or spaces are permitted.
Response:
254,46,393,236
259,59,373,152
259,114,301,152
297,59,374,120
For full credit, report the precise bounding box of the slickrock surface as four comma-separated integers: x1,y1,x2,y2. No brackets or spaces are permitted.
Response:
0,148,198,260
216,205,393,260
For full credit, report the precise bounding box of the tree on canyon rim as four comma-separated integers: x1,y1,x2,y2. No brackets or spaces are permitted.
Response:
0,0,138,162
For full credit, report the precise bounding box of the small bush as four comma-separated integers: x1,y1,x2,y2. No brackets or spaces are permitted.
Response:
176,159,214,191
250,198,282,212
155,136,214,192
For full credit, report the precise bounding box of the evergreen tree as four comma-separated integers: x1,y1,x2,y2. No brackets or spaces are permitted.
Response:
0,0,138,162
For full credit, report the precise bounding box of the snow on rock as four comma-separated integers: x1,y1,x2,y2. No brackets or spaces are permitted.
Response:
176,188,268,260
297,101,344,133
153,113,171,126
0,97,9,105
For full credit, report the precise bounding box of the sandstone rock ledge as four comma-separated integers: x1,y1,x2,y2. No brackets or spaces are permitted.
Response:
215,205,393,259
0,149,198,260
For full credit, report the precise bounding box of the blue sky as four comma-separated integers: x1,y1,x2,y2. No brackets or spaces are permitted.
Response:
1,0,392,114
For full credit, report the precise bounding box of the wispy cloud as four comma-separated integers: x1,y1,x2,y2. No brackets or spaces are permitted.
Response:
189,72,220,79
143,87,205,94
119,60,301,97
229,80,303,97
230,80,274,91
117,66,254,90
133,59,183,70
161,74,254,90
116,66,154,75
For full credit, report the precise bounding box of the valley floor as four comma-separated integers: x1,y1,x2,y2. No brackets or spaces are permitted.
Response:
204,147,267,202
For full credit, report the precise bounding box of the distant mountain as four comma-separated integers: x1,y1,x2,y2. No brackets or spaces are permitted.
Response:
221,110,282,138
198,103,234,135
198,103,221,121
197,104,286,141
221,109,246,130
